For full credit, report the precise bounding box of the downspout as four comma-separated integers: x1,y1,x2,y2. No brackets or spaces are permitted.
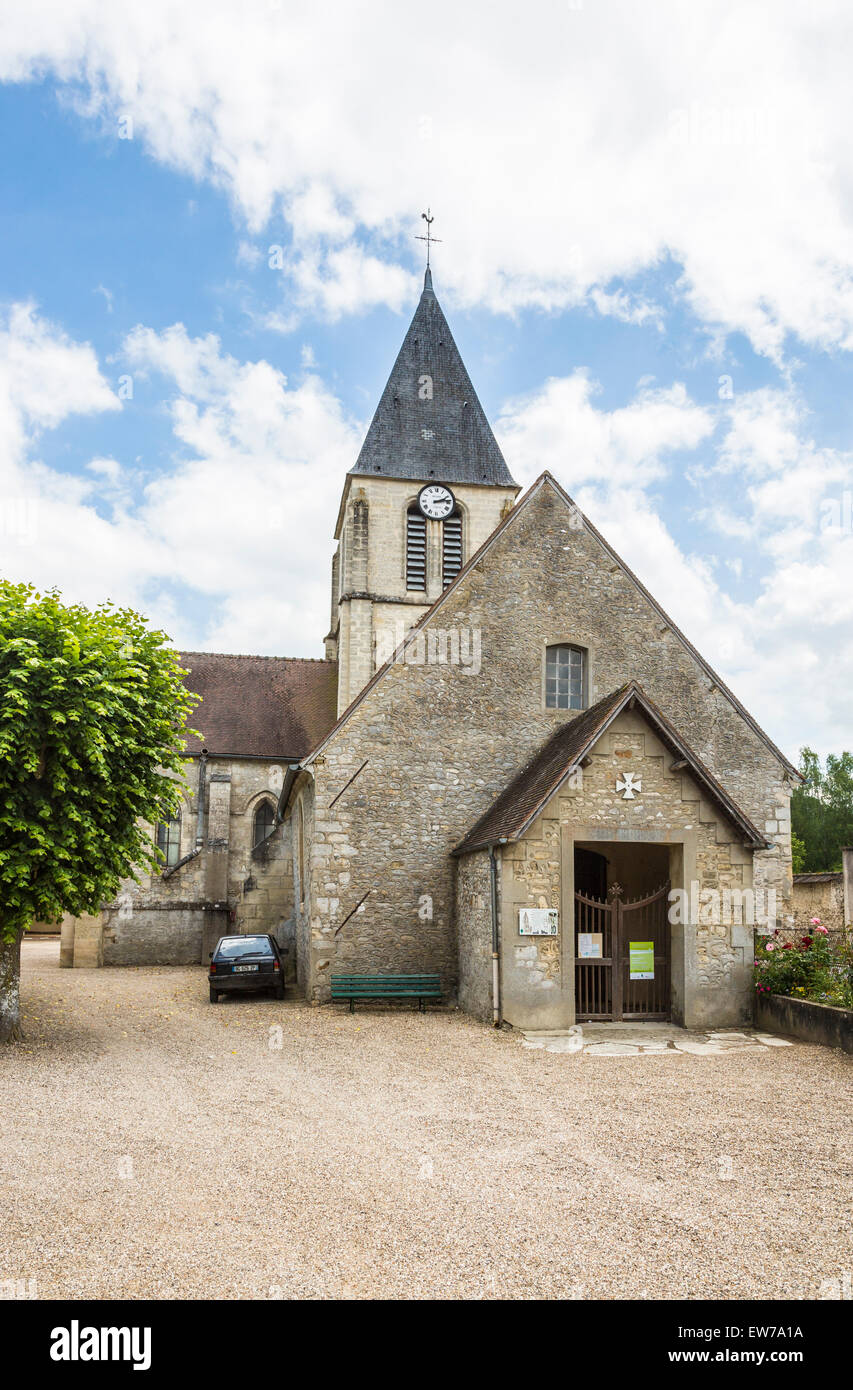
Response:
489,843,501,1027
195,748,208,849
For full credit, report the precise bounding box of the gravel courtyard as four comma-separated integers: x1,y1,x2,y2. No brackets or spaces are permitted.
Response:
3,937,851,1301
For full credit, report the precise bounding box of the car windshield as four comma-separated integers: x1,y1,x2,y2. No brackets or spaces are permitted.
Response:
217,937,274,959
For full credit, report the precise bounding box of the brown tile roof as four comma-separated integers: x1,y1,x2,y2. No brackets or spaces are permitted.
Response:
793,871,842,884
452,681,767,856
178,653,338,759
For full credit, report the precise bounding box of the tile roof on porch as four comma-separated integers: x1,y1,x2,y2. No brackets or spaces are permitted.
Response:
452,681,767,856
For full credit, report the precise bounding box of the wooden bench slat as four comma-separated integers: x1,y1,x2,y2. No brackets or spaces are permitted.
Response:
330,971,442,1012
330,988,442,994
330,984,444,995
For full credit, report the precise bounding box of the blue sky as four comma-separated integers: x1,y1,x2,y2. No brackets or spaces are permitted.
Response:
1,1,852,761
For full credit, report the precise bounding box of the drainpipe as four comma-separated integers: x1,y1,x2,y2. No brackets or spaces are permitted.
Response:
489,843,501,1027
195,749,208,849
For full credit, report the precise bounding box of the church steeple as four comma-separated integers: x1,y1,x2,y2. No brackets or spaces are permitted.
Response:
348,271,516,488
329,253,519,714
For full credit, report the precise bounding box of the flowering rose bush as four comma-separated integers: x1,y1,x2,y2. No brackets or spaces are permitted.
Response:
754,919,853,1007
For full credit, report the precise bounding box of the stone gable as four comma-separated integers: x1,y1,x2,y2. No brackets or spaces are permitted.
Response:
296,476,794,1003
479,708,758,1030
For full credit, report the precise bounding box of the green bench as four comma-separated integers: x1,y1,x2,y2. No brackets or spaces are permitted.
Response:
330,973,442,1013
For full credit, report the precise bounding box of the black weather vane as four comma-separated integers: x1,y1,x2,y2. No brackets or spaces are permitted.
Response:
416,209,442,269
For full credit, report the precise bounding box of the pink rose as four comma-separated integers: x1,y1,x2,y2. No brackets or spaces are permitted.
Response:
815,924,829,935
810,917,821,926
765,941,776,951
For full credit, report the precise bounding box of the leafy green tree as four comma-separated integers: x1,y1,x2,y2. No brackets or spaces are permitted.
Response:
0,582,198,1041
791,831,806,875
791,746,853,872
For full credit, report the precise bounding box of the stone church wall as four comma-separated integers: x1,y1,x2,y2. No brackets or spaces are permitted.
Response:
493,710,756,1029
455,849,494,1022
64,755,289,967
292,781,317,998
334,476,516,712
235,819,296,979
301,481,792,1008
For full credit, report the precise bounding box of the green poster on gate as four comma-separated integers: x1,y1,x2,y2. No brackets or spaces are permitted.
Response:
629,941,655,980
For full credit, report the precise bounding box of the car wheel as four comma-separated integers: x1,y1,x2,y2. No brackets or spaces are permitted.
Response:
209,987,219,1003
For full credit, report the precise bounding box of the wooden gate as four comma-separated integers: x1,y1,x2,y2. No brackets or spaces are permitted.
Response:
575,882,670,1021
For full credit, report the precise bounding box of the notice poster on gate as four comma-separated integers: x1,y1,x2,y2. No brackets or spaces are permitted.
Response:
629,941,655,980
578,933,603,958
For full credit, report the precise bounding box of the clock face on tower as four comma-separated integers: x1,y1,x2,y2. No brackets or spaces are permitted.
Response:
417,483,455,520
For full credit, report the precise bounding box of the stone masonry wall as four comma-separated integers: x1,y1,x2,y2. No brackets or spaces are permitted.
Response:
334,476,516,711
495,710,756,1028
455,849,494,1021
292,781,316,997
791,876,845,933
74,755,291,967
234,818,296,979
299,480,792,1006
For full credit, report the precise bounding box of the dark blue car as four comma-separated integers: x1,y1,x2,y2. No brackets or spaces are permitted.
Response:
208,934,285,1003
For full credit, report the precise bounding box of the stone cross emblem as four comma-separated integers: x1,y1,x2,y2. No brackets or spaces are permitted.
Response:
616,772,642,799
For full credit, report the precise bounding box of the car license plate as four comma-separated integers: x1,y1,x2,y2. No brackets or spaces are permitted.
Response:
234,964,258,973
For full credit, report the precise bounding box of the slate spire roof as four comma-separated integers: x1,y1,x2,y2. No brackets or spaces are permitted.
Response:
348,269,517,488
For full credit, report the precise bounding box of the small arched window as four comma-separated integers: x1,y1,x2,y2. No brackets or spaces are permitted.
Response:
155,810,181,868
442,510,463,587
406,506,427,590
546,644,587,710
253,799,275,847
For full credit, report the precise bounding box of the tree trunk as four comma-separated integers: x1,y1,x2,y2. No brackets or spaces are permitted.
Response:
0,930,24,1042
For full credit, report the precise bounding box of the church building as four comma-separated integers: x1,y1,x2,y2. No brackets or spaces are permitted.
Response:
60,266,799,1031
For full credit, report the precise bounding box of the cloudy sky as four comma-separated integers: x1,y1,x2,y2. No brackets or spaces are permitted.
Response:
1,0,852,761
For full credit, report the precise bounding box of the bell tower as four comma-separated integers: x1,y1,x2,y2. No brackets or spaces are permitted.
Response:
327,263,519,715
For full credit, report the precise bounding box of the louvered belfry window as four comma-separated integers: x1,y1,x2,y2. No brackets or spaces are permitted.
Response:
546,644,586,710
442,512,463,588
406,507,427,590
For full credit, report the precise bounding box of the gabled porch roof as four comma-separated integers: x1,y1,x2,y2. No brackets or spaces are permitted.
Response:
452,681,767,856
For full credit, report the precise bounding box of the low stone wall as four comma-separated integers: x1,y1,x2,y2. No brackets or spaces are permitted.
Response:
29,919,61,935
792,873,845,933
102,904,228,966
756,992,853,1053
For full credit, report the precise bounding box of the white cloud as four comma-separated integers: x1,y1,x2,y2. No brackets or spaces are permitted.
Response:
0,307,361,654
496,371,715,489
2,1,853,351
496,372,853,757
3,303,852,758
